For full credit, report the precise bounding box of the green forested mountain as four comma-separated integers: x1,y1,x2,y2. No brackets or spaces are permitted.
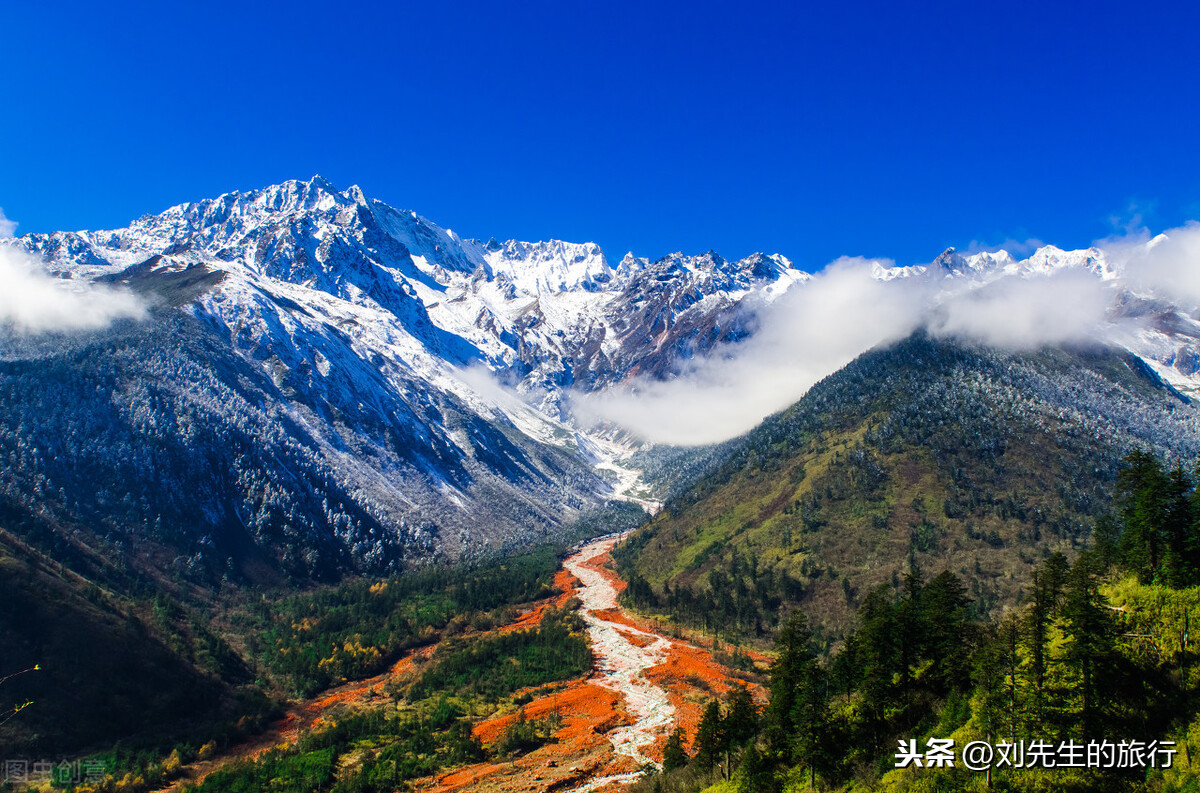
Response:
0,511,589,777
0,524,254,759
616,332,1200,640
635,450,1200,793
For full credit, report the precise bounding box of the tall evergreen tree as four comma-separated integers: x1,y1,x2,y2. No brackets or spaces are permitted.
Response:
1061,552,1115,737
736,743,778,793
896,558,925,689
922,570,974,693
724,684,758,748
973,617,1018,744
828,632,860,704
855,584,899,749
1162,464,1195,586
765,613,829,786
694,699,725,773
1024,554,1067,725
662,726,688,773
1115,449,1168,582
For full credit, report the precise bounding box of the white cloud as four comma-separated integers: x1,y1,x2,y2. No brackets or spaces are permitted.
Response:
928,269,1111,349
0,247,148,333
0,208,16,239
456,362,544,413
579,244,1143,445
575,257,930,445
1103,221,1200,309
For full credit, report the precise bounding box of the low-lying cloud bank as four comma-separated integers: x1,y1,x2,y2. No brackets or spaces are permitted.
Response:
0,246,148,333
576,223,1200,446
574,258,929,445
1105,222,1200,309
927,269,1112,350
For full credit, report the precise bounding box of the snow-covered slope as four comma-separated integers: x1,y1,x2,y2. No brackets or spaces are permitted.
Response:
885,244,1200,396
4,176,1197,574
0,177,811,570
12,177,810,402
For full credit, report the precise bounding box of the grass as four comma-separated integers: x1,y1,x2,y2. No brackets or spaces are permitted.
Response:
616,336,1142,640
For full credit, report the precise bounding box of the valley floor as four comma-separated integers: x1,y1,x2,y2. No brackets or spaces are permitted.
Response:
154,536,761,793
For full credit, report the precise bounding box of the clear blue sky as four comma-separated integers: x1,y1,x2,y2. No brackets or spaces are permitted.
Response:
3,0,1198,269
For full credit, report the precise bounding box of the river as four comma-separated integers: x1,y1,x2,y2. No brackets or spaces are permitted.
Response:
562,534,676,791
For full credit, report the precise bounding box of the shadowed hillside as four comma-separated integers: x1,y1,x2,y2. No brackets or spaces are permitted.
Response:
616,332,1200,640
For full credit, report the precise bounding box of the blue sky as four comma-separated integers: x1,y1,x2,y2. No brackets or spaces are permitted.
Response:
2,0,1198,269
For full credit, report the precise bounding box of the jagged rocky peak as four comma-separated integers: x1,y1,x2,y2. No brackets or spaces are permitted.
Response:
737,251,802,281
7,174,1200,574
1021,244,1113,279
617,252,646,273
932,246,968,274
170,175,350,227
925,243,1113,282
474,238,613,294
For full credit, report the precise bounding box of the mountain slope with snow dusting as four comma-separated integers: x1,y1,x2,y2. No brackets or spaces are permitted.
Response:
3,177,1199,579
0,178,810,575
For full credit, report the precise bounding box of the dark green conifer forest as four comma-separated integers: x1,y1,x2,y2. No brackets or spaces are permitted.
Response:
633,450,1200,792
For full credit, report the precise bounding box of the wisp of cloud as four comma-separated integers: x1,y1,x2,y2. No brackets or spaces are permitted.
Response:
1104,222,1200,309
0,208,17,239
575,257,931,445
928,269,1111,349
577,223,1200,446
0,247,148,333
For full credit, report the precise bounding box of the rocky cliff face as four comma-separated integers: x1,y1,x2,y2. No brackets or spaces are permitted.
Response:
0,178,809,575
5,177,1200,578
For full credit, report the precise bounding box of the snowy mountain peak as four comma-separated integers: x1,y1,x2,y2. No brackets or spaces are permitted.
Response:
1021,245,1113,279
618,252,647,275
932,246,964,271
471,238,612,294
7,176,1200,561
4,177,826,421
738,251,802,281
918,244,1112,282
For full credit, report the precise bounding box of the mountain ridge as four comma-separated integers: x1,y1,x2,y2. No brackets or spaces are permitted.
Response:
0,178,817,578
615,332,1200,640
4,176,1200,577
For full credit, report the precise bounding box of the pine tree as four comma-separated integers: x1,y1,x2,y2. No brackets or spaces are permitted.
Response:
724,684,758,748
1115,449,1168,582
1162,464,1195,586
896,558,925,689
1061,552,1115,737
662,726,688,773
765,613,829,787
1024,554,1066,725
828,632,860,704
736,743,778,793
973,618,1015,744
694,699,725,773
855,584,899,750
922,570,974,693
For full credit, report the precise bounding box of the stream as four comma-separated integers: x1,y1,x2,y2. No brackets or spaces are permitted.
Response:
562,534,676,792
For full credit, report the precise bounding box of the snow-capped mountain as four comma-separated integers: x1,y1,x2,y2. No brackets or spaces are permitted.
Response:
12,176,810,405
4,176,1198,578
0,177,810,575
894,244,1200,395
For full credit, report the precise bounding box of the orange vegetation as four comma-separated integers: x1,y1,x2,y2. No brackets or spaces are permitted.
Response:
151,647,434,792
411,541,766,792
157,540,765,793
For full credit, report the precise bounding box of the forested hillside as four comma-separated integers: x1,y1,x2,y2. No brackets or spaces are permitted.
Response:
0,525,590,776
0,310,605,587
634,450,1200,792
617,333,1200,639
